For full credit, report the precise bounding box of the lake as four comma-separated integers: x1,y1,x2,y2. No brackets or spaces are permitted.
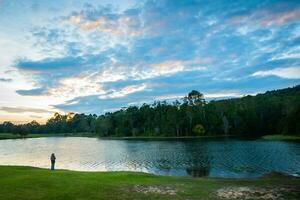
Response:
0,137,299,178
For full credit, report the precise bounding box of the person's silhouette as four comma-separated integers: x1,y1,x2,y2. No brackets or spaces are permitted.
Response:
50,153,56,170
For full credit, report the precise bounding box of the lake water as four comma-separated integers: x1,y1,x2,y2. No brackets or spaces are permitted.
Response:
0,137,299,178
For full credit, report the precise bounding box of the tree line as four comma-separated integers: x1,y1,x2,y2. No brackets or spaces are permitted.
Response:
1,85,299,137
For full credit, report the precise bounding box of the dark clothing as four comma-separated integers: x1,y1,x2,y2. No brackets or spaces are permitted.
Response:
51,162,55,170
50,154,56,170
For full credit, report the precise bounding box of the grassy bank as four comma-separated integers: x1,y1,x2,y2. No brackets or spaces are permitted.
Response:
2,133,300,142
0,133,96,140
0,166,299,200
262,135,300,141
0,133,65,140
0,133,235,141
101,135,236,140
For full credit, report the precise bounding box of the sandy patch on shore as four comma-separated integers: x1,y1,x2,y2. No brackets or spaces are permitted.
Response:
133,185,178,195
216,186,299,200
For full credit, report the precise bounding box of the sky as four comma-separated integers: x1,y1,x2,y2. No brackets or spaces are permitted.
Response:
0,0,300,123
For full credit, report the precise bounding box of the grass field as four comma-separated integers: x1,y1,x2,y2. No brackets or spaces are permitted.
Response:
262,134,300,141
2,133,300,142
0,133,64,140
0,166,299,200
0,133,95,140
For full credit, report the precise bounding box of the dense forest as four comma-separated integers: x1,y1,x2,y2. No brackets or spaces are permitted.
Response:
1,85,300,137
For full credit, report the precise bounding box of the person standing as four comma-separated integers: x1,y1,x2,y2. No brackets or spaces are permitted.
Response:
50,153,56,170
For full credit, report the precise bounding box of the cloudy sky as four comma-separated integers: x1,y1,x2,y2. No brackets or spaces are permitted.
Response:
0,0,299,123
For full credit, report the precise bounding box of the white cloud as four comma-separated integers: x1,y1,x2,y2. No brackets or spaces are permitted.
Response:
155,93,185,101
228,7,300,27
49,74,106,100
269,46,300,61
99,83,147,99
205,92,243,98
252,67,300,79
135,59,208,80
155,91,250,101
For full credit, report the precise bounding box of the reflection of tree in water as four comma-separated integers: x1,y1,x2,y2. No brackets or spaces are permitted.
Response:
144,141,188,175
110,140,213,176
146,140,212,177
186,167,209,177
183,140,211,177
119,140,176,173
151,142,179,175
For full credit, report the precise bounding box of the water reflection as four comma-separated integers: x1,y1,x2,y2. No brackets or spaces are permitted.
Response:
0,137,299,178
186,167,210,177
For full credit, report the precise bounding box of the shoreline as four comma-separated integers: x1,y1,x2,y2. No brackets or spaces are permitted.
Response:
1,133,300,141
0,133,237,140
1,164,298,179
100,135,237,140
261,134,300,141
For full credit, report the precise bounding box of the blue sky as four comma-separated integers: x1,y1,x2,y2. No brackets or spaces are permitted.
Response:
0,0,299,123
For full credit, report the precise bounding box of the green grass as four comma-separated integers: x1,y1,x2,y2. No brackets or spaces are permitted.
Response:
0,133,97,140
101,135,235,140
262,134,300,141
2,133,300,142
0,133,235,141
0,133,65,140
0,166,299,200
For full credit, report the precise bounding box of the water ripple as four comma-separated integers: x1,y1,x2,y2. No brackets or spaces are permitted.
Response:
0,137,299,177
